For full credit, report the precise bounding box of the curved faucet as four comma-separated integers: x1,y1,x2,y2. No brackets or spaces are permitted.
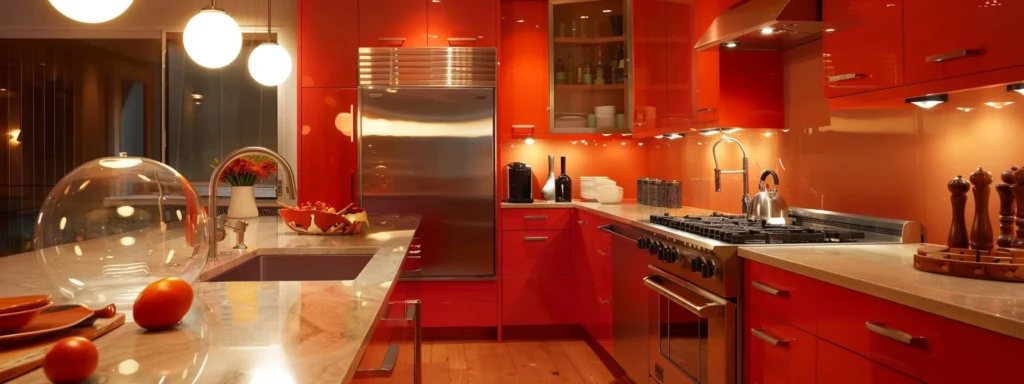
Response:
207,147,297,259
712,137,749,214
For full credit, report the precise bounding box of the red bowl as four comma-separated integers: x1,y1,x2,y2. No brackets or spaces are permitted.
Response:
0,302,53,335
0,295,51,315
278,209,350,234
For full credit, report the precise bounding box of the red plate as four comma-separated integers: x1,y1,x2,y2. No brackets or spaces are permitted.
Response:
0,305,97,343
0,295,51,315
0,303,52,335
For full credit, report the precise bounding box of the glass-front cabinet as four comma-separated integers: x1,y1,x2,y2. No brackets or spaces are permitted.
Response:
549,0,630,134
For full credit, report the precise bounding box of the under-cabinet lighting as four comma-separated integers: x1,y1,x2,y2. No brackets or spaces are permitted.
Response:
956,107,976,112
906,94,948,109
654,135,664,139
760,27,775,35
721,127,743,134
763,132,774,137
698,127,742,136
1007,83,1024,95
984,101,1014,109
666,134,684,140
723,42,739,48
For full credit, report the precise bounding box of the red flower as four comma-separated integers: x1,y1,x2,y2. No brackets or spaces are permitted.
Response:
213,155,278,186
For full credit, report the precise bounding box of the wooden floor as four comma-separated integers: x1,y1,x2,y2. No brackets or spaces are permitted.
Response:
358,340,621,384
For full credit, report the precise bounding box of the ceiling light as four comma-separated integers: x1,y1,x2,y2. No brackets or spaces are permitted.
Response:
723,42,739,48
906,94,948,109
49,0,132,23
956,107,976,112
191,94,203,100
183,5,242,69
984,101,1014,109
249,42,292,86
760,27,775,35
1007,83,1024,95
602,9,613,13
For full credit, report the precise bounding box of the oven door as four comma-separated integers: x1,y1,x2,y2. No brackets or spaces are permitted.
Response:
646,266,736,384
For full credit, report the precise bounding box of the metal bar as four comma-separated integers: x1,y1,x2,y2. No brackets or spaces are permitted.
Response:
827,73,865,82
925,49,982,63
523,215,547,221
523,236,549,242
642,275,724,318
355,343,399,377
719,170,745,174
865,322,924,346
410,300,422,384
377,37,407,41
751,281,787,296
751,329,789,347
448,37,478,42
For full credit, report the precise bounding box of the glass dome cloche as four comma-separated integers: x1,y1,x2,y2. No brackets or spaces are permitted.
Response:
35,153,210,306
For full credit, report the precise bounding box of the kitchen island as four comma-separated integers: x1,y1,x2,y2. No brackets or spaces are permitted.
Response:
0,215,419,384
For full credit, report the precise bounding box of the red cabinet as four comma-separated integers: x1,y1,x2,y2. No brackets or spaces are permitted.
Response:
427,0,497,47
903,0,1024,85
358,0,428,47
572,211,614,353
664,0,695,130
502,274,575,325
743,260,820,334
391,281,498,327
816,338,920,384
501,230,571,276
631,0,666,134
822,0,903,97
498,0,549,135
300,0,358,88
501,208,573,230
298,88,358,209
743,307,816,384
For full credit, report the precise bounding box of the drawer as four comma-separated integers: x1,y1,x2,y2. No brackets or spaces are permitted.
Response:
420,301,497,327
743,260,820,334
501,230,571,276
501,208,572,230
744,307,816,384
502,274,573,325
816,338,920,384
817,282,1024,384
392,280,497,302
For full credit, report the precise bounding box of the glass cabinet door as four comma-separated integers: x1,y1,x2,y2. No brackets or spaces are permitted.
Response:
549,0,630,134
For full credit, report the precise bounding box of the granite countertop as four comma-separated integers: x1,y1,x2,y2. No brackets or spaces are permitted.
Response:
739,244,1024,340
1,215,419,384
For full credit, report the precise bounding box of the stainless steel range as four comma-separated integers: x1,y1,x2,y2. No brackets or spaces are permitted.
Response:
602,207,921,384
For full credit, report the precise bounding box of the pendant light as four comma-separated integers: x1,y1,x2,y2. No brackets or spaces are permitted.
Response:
248,0,292,86
49,0,133,23
183,0,243,69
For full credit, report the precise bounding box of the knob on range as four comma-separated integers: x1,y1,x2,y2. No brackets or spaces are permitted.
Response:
637,237,649,249
701,260,717,279
690,256,705,273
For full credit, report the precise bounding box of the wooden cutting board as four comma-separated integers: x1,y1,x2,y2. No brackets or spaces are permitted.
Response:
0,313,125,382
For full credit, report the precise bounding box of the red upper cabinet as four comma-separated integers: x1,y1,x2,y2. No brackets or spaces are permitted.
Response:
498,0,549,135
358,0,428,47
631,0,666,134
664,0,695,130
300,0,359,88
822,0,903,97
299,88,359,209
427,0,497,47
903,0,1024,84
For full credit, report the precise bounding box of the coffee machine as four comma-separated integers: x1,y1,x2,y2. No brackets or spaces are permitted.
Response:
506,162,533,203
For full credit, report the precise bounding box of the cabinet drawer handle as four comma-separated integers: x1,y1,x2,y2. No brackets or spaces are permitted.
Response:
447,37,478,45
751,328,789,347
697,108,717,113
378,37,407,42
925,49,982,63
596,249,608,256
827,73,865,82
523,236,549,242
523,215,547,221
578,220,588,226
358,300,422,382
751,281,787,296
865,322,925,346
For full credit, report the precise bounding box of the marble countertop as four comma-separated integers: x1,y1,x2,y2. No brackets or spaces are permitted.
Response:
1,215,419,384
740,244,1024,340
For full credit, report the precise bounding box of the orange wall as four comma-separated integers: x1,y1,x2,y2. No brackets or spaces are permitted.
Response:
648,40,1024,243
499,136,648,200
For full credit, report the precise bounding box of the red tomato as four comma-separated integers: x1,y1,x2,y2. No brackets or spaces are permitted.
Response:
133,277,194,330
43,336,98,384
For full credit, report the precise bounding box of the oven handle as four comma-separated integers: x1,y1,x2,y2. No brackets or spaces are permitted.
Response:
644,267,726,318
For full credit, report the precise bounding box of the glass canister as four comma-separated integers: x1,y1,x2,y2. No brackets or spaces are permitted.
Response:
35,154,210,306
668,180,682,208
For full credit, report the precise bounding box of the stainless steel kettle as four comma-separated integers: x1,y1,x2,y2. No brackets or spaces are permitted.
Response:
747,170,789,224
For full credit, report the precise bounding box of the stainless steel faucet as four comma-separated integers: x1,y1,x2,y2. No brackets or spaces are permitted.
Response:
207,147,297,258
712,137,749,214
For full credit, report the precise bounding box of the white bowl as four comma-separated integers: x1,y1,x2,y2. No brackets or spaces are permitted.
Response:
596,186,624,204
595,106,616,114
595,179,617,187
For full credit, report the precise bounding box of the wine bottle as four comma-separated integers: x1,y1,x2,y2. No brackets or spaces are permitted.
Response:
556,156,573,202
582,48,593,85
566,55,576,84
555,54,567,85
594,48,606,85
616,44,626,84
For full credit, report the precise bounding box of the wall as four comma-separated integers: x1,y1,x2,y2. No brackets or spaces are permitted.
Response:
648,39,1024,243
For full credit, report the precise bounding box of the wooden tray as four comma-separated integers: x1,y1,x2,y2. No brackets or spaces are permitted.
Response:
914,245,1024,282
0,312,125,382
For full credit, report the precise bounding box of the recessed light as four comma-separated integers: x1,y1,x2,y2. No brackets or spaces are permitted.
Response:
906,94,948,109
760,27,775,35
984,101,1014,109
580,15,590,19
190,93,203,100
1007,83,1024,95
824,28,836,33
723,42,739,48
602,9,613,13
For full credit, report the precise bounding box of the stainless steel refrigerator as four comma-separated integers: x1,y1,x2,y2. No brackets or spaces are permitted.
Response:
358,47,496,279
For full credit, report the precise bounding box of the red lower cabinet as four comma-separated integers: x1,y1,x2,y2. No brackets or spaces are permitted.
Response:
501,230,571,276
744,307,816,384
502,275,573,325
816,339,920,384
298,88,358,209
391,281,497,328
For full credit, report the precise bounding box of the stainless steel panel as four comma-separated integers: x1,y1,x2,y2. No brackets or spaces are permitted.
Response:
608,225,650,383
358,47,497,87
360,87,496,278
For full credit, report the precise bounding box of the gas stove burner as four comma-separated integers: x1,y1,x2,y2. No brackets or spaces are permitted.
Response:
649,213,866,244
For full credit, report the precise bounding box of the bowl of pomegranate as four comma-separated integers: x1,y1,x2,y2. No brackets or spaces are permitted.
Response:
278,201,369,235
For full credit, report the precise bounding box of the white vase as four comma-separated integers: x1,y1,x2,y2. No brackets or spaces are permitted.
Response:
541,154,556,201
227,186,259,219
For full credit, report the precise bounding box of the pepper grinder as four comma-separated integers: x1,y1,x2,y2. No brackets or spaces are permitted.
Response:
996,166,1018,248
969,167,994,251
1014,167,1024,248
947,175,971,249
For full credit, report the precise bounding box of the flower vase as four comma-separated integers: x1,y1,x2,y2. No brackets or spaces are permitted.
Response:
227,186,259,219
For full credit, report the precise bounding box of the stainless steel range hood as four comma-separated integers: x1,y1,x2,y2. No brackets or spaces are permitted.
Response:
695,0,821,51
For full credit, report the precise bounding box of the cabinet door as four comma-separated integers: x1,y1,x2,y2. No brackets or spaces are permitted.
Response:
744,307,816,384
822,0,903,97
631,0,666,133
903,0,1024,84
502,275,574,325
501,230,571,276
300,0,358,88
427,0,497,47
498,0,550,135
299,88,358,209
358,0,428,47
817,339,920,384
664,0,695,129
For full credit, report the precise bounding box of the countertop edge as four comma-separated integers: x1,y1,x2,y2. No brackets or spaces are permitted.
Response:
738,247,1024,341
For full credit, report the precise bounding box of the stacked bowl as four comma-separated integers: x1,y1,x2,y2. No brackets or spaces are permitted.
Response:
595,106,616,128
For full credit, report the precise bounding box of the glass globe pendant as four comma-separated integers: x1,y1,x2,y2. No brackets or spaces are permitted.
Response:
183,4,242,69
247,0,292,86
49,0,133,23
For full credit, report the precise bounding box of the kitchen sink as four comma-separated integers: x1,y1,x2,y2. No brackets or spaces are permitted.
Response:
206,253,374,282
